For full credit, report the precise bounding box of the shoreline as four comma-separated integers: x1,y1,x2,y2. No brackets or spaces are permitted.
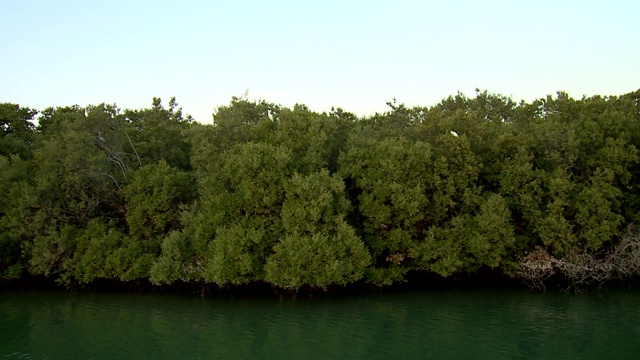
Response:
8,269,634,297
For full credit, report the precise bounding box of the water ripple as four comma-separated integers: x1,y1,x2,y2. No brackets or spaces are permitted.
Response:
2,289,640,359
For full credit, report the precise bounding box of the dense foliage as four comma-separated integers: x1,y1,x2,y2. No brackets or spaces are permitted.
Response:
1,90,640,290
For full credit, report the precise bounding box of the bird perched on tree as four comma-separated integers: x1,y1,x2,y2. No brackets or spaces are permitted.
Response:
233,89,250,102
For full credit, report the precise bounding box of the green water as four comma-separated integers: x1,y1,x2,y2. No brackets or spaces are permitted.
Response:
1,289,639,359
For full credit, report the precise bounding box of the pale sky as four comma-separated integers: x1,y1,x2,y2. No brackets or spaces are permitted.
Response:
1,0,638,123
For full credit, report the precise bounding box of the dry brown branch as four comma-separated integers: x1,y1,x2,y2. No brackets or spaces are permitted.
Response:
517,225,640,291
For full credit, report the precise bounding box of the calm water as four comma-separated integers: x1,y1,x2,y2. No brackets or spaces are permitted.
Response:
1,288,639,359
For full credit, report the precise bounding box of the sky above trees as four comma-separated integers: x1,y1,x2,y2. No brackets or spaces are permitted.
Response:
1,0,639,123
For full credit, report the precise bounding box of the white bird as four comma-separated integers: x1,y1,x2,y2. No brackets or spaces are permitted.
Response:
267,110,274,122
97,131,106,143
232,89,250,103
450,130,459,137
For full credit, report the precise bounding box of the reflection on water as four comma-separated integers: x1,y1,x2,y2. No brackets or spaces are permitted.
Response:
1,289,640,359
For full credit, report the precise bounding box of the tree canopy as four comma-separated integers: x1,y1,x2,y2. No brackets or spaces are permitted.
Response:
2,89,640,291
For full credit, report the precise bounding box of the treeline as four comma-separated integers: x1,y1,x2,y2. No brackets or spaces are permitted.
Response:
1,90,640,291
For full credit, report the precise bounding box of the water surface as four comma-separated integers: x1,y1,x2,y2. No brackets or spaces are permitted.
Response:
1,288,639,359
